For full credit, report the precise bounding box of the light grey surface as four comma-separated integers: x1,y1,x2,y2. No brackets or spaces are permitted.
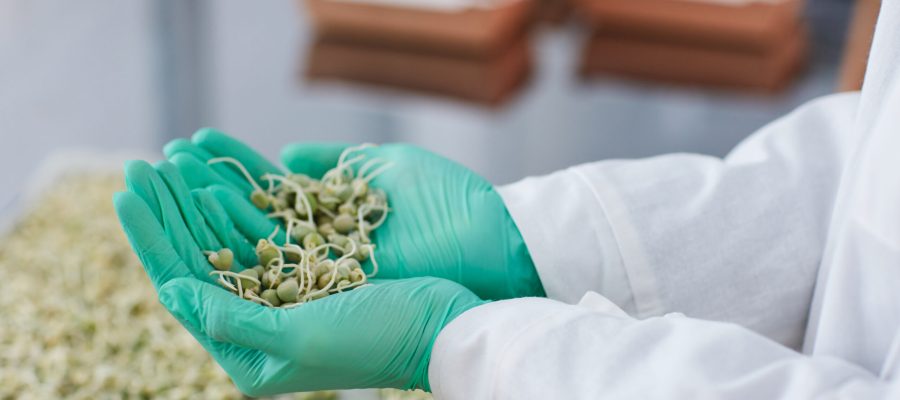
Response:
0,0,852,214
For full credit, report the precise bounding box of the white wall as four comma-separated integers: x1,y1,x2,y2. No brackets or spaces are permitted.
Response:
201,0,843,185
0,0,850,216
0,0,160,212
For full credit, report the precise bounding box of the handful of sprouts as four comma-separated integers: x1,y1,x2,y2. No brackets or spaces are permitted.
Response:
205,145,391,307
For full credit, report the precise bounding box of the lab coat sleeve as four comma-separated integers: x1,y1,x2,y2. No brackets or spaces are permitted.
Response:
497,92,860,347
429,294,898,400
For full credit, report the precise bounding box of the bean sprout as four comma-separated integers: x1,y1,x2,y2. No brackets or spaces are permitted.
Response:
204,146,390,307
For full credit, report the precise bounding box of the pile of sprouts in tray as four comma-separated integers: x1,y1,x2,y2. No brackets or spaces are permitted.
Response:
205,145,391,307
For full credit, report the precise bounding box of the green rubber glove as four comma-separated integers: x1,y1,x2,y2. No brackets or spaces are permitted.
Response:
118,159,267,287
115,161,485,395
159,277,483,395
165,128,545,300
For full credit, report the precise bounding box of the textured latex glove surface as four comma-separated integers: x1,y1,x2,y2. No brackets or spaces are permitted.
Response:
159,276,483,395
117,159,261,288
115,160,484,395
165,129,545,299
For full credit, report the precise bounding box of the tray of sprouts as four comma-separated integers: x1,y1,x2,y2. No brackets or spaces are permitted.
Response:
205,145,391,307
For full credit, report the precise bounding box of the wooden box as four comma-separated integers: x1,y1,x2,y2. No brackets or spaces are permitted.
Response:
575,0,803,52
305,34,532,104
581,25,808,91
305,0,533,57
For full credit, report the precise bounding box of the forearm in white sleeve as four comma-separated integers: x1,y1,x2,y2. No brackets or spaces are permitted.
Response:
429,295,897,400
498,92,860,347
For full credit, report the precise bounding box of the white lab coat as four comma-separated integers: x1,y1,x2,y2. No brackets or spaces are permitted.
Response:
428,3,900,399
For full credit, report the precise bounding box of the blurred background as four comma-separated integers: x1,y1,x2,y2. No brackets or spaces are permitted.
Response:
0,0,880,398
0,0,877,215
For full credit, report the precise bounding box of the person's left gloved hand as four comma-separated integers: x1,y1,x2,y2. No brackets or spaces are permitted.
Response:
115,159,486,396
164,128,545,300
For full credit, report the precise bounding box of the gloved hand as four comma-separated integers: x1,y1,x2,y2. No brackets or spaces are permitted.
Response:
116,159,268,288
115,159,485,395
164,128,545,300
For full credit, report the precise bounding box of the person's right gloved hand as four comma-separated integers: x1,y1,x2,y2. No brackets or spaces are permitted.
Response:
165,129,545,300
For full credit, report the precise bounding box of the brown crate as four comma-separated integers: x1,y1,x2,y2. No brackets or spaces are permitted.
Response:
575,0,803,52
534,0,573,24
837,0,880,92
581,25,808,92
304,0,533,58
305,34,532,105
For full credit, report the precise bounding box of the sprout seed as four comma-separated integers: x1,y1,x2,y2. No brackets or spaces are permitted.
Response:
204,145,390,307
